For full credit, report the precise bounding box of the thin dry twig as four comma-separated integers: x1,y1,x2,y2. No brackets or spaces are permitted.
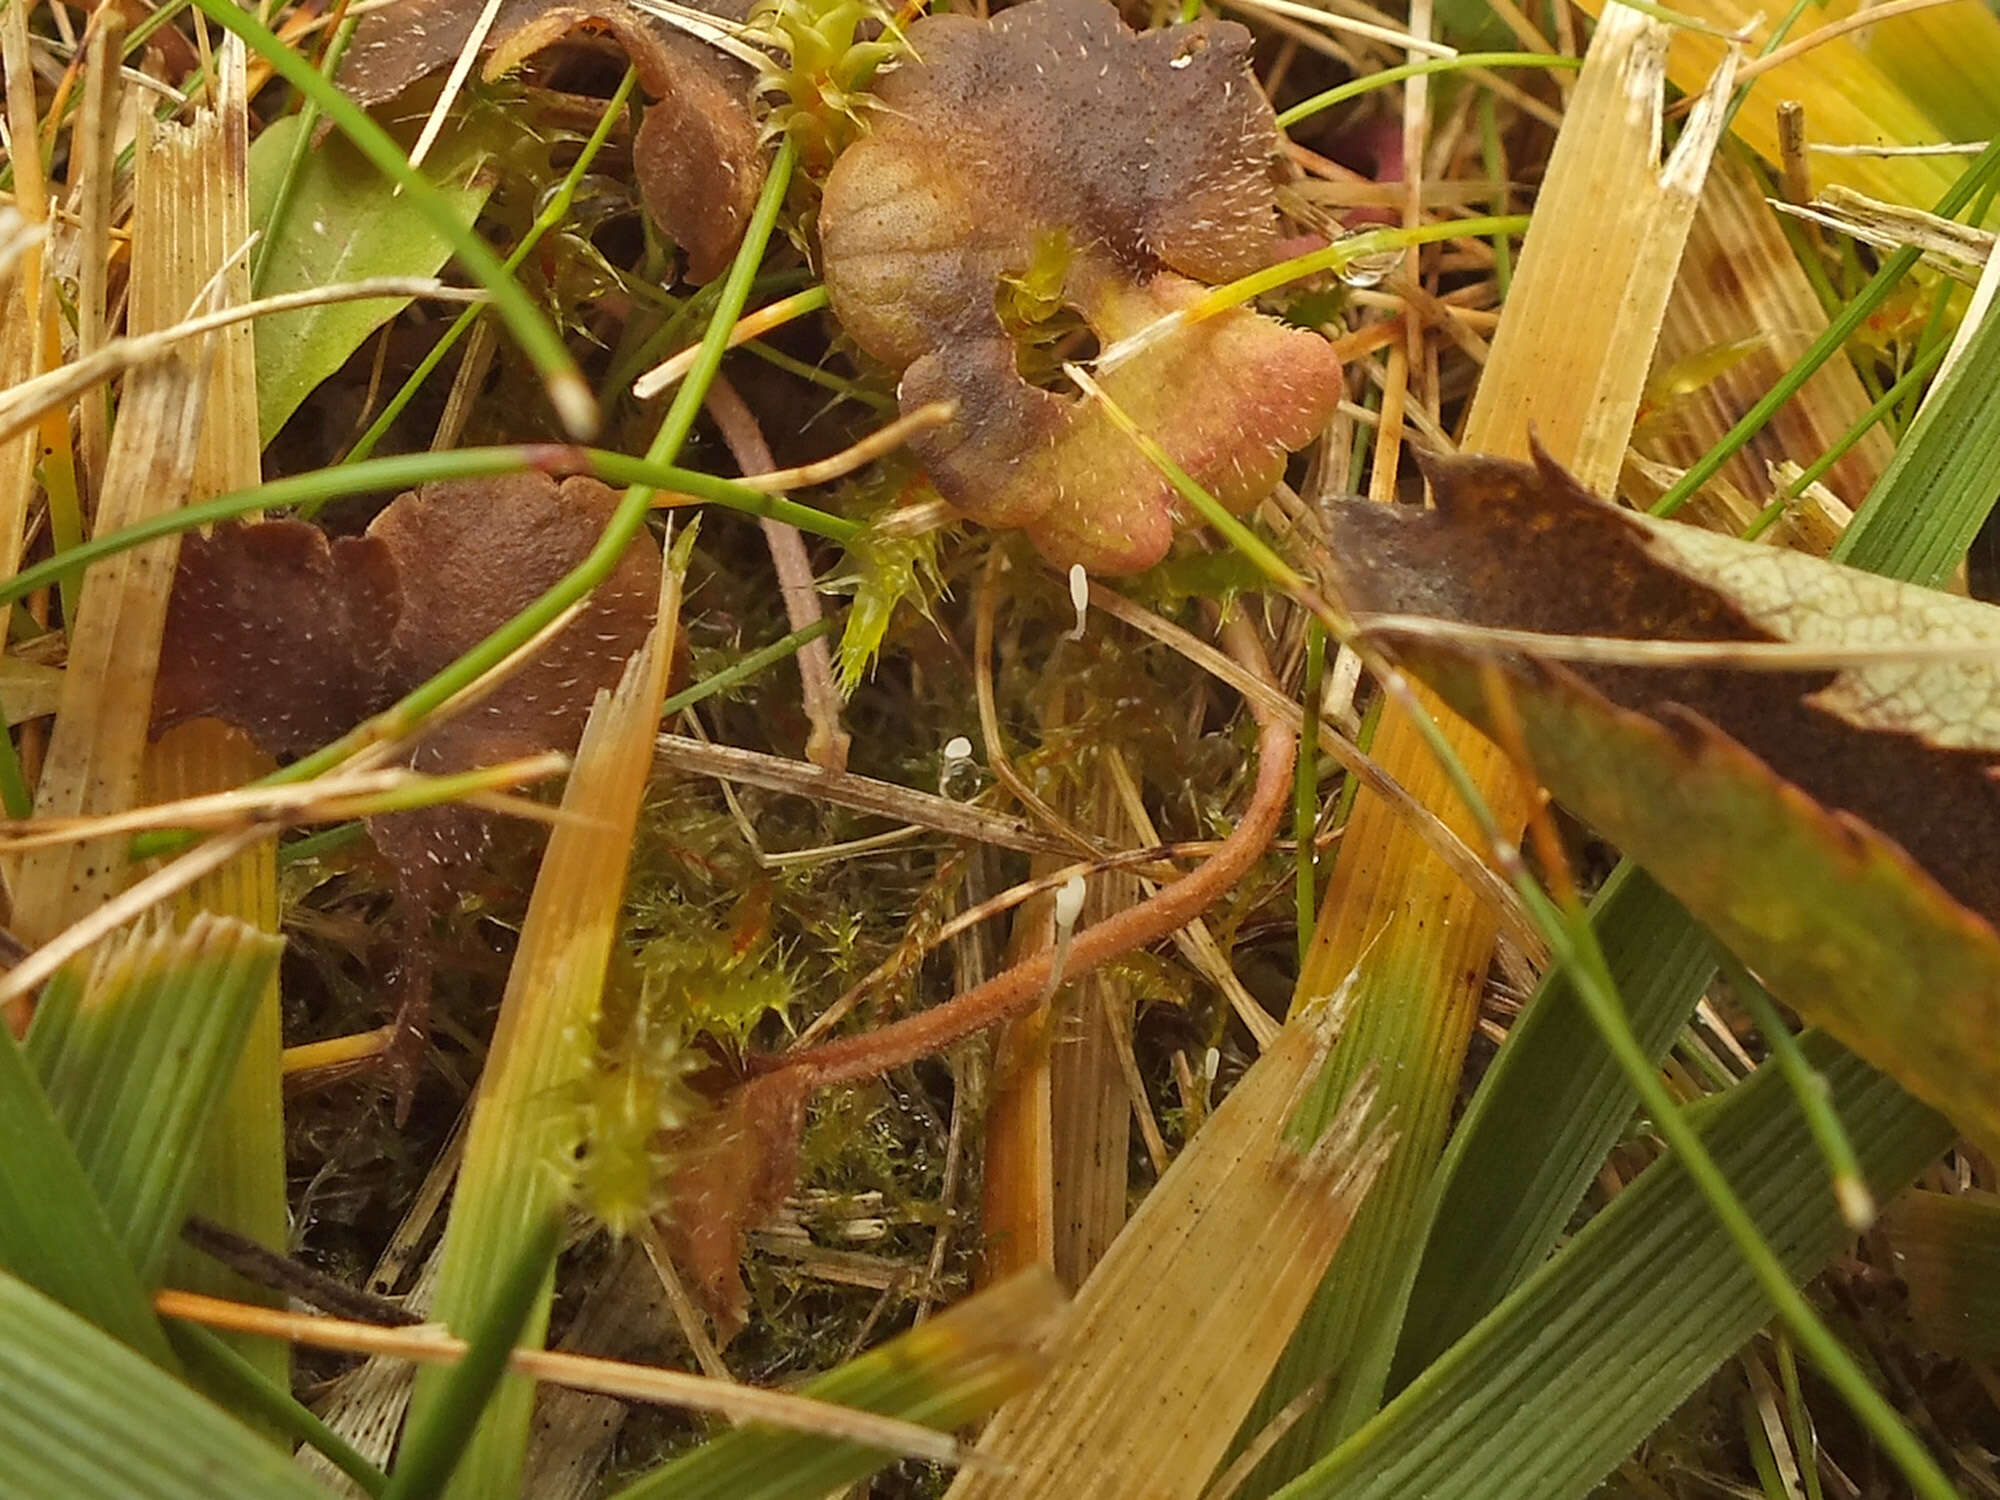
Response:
633,287,827,397
1086,581,1545,963
704,375,852,771
152,1289,968,1464
0,277,484,445
654,732,1066,854
1730,0,1970,86
1215,0,1457,57
0,753,569,852
649,403,956,503
1355,614,2000,671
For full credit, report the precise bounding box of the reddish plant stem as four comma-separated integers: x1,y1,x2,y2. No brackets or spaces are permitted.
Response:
768,654,1298,1089
703,375,852,771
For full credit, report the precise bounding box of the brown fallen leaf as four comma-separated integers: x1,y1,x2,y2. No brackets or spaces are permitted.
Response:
152,472,662,907
818,0,1340,574
367,473,661,905
153,520,400,760
653,1067,811,1341
1324,446,2000,1155
340,0,765,281
155,474,658,1110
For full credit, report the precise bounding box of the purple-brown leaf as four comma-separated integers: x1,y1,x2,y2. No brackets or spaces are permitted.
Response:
655,1067,812,1340
339,0,764,282
152,520,400,759
152,472,660,908
819,0,1340,574
1324,445,2000,1156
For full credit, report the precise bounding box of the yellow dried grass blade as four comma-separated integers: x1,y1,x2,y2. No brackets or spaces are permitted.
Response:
66,11,124,509
982,866,1060,1283
1835,0,2000,145
1047,786,1144,1287
0,0,50,581
1575,0,1971,212
1645,154,1895,516
4,69,233,943
943,988,1390,1500
403,545,679,1500
96,48,293,1404
983,746,1142,1290
0,298,37,589
1247,8,1737,1481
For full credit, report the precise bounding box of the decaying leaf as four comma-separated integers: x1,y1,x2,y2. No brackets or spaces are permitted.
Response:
153,521,400,758
370,473,662,903
818,0,1340,574
1325,447,2000,1154
340,0,765,281
152,472,661,905
654,1067,811,1339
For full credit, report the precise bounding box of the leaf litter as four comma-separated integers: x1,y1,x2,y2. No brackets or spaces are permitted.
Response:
7,0,1999,1491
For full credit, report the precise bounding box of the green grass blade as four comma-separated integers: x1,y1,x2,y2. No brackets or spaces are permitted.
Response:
1652,134,2000,519
24,915,286,1285
166,1323,390,1498
1832,295,2000,586
0,1269,333,1500
1390,865,1717,1384
1274,1037,1953,1500
401,540,682,1497
382,1215,560,1500
250,11,360,295
1278,53,1581,129
2,443,854,634
1393,233,2000,1400
1725,956,1873,1230
343,69,639,467
0,1017,170,1363
606,1268,1065,1500
661,618,832,717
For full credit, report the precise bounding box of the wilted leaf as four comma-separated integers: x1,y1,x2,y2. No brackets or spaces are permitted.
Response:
1325,447,2000,1155
249,111,500,444
819,0,1340,574
366,473,661,904
152,472,661,905
152,521,399,758
341,0,764,281
654,1066,811,1340
1880,1189,2000,1357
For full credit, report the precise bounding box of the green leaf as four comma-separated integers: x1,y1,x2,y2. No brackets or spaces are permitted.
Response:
1391,864,1717,1383
25,914,286,1285
166,1323,389,1498
605,1268,1065,1500
0,1017,169,1363
0,1268,333,1500
383,1216,560,1500
1394,274,2000,1393
248,108,500,445
1273,1036,1953,1500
